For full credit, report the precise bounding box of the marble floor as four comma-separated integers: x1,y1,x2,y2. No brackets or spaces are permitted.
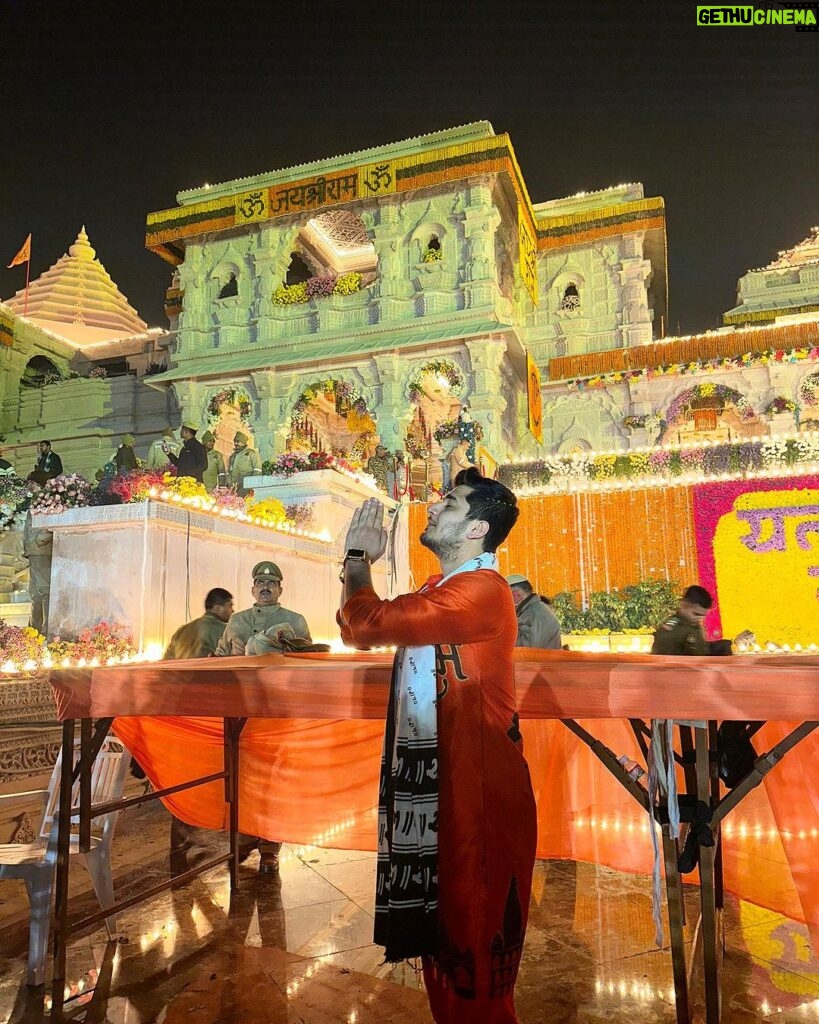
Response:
1,803,818,1023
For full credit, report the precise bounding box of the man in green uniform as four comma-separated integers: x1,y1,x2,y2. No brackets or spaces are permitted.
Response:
163,587,234,864
215,561,313,872
214,561,311,656
201,430,227,492
652,585,712,655
163,587,234,660
227,431,262,494
113,433,139,474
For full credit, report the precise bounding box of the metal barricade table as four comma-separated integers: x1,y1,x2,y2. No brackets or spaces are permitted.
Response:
46,649,819,1023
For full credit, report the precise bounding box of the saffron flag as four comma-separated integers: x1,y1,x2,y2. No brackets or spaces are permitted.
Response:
7,234,31,268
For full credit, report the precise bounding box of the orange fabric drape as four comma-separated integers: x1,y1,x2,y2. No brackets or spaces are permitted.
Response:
111,714,819,953
409,488,697,602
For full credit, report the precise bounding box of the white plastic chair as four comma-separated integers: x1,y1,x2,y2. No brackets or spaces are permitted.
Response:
0,735,131,986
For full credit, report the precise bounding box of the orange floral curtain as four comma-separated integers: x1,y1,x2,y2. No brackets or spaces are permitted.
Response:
409,488,697,600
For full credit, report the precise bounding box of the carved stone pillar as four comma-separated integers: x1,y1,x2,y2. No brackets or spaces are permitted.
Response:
176,245,210,350
248,370,278,461
464,337,509,459
372,353,412,450
266,369,300,457
459,179,500,309
617,232,653,348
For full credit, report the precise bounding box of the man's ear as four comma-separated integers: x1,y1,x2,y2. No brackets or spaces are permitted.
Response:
465,519,489,541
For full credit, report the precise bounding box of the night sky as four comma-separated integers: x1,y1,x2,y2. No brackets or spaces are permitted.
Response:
2,1,817,335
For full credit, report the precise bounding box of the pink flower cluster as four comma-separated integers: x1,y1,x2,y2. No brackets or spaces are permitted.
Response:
29,474,93,514
211,486,245,511
50,621,136,661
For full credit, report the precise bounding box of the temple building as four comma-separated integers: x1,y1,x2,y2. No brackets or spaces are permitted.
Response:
538,226,819,455
1,124,817,484
141,122,668,485
0,228,174,479
723,226,819,326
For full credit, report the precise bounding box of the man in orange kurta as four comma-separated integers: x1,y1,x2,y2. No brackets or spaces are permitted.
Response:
338,468,537,1024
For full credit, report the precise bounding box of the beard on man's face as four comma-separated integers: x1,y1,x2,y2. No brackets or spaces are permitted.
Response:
420,521,462,558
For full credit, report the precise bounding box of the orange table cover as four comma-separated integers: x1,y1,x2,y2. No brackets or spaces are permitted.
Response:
48,650,819,950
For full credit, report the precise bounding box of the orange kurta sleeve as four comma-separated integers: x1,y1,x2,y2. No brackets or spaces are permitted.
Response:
341,570,508,648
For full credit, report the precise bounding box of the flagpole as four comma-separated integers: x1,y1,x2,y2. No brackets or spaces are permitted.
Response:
23,241,31,316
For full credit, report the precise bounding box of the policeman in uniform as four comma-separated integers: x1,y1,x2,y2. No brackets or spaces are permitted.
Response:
164,587,234,660
214,561,312,872
215,561,312,656
201,430,227,491
651,585,712,655
227,431,262,493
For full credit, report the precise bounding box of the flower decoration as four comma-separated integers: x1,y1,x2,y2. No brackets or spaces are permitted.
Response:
0,476,33,531
207,388,252,427
664,384,754,430
692,475,819,644
404,433,430,460
623,415,647,429
51,622,136,662
244,496,289,526
210,486,246,511
800,372,819,407
566,346,819,392
273,272,363,306
501,434,819,493
273,282,308,306
765,396,798,415
0,622,48,664
88,367,108,380
161,473,209,501
284,503,314,528
421,245,443,264
29,474,93,514
407,360,464,404
107,470,167,504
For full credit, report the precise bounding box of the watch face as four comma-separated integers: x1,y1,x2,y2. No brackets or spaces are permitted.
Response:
345,549,367,558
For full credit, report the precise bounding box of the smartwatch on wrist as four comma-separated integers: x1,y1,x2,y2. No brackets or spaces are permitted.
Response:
344,549,371,563
340,549,371,583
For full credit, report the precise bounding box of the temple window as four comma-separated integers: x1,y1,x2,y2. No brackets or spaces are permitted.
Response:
558,283,581,311
285,253,312,286
218,273,238,299
421,235,443,263
21,355,61,389
301,212,378,278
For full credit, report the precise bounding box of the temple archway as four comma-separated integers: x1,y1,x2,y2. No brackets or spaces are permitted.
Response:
660,383,761,444
21,355,61,390
205,386,255,465
404,359,467,497
288,379,378,465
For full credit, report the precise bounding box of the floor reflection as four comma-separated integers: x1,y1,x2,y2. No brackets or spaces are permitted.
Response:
0,803,818,1023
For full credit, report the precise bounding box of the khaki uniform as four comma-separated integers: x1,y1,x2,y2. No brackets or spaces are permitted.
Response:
515,593,562,649
227,446,262,490
146,438,178,470
215,603,311,656
652,615,708,656
23,513,53,636
164,612,227,660
203,449,227,492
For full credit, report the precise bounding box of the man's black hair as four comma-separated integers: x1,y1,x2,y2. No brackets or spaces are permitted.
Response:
40,440,51,447
682,585,713,609
205,587,233,611
454,466,519,552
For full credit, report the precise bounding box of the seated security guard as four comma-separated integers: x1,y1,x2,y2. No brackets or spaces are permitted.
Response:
214,561,312,656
